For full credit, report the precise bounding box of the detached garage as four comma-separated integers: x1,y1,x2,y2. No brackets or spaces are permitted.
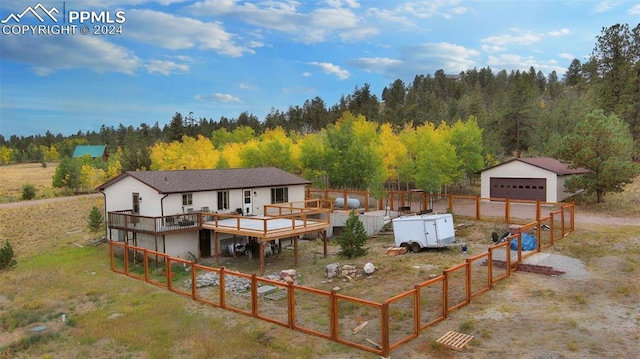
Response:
480,157,590,202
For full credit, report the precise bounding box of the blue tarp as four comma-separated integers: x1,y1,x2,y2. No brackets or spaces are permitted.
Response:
510,232,537,251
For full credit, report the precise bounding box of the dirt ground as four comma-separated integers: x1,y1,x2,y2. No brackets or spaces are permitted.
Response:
1,196,639,358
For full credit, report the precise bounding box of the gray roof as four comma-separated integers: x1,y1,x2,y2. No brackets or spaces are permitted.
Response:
97,167,311,193
483,157,590,176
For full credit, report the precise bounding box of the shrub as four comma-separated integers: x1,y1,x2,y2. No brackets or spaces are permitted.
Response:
0,240,17,270
21,184,36,200
336,211,369,259
87,206,104,232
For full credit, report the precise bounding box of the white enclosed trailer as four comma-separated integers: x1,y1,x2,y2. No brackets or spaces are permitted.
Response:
392,213,456,252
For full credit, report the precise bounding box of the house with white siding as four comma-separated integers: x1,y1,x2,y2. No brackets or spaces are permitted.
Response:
97,167,331,273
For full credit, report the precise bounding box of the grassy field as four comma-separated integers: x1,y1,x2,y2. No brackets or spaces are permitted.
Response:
1,164,639,358
0,163,58,203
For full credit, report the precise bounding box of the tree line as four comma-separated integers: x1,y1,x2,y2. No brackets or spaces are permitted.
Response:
1,23,638,201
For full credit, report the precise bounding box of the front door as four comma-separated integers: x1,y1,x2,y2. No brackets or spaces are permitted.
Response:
243,189,253,215
199,230,211,257
132,193,140,214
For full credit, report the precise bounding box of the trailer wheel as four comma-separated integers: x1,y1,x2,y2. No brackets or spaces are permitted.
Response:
400,242,410,251
411,242,421,253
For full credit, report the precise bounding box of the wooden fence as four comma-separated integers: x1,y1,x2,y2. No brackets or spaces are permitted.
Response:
109,199,575,357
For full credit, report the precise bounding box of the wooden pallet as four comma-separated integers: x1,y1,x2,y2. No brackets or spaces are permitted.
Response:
436,331,474,351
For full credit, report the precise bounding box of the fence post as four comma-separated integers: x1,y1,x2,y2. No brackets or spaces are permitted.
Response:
167,257,173,291
536,200,541,221
487,249,493,289
549,213,555,246
110,241,115,271
381,302,390,357
124,241,129,275
364,189,369,212
465,261,471,303
448,194,453,213
505,198,511,223
330,290,338,341
143,249,149,282
191,263,197,300
287,282,295,329
251,274,258,317
475,196,480,220
442,272,449,317
414,285,421,336
220,267,226,309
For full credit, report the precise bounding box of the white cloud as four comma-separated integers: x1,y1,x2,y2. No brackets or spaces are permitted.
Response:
401,42,480,73
548,28,570,37
145,60,189,75
558,52,575,60
368,0,467,25
482,44,506,53
125,9,257,56
629,3,640,15
307,62,350,80
0,34,140,75
351,43,479,80
195,93,242,103
302,72,312,77
239,83,256,90
184,0,373,43
593,1,615,13
487,54,565,74
349,57,403,73
482,31,543,47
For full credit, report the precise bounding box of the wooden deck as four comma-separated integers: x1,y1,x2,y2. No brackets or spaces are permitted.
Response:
107,200,333,274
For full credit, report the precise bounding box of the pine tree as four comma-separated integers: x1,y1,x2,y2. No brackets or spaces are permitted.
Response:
0,240,17,270
88,206,104,232
337,211,369,259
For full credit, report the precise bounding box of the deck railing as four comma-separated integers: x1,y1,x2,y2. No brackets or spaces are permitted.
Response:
109,200,575,357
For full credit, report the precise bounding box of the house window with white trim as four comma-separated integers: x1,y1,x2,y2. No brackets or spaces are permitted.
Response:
271,187,288,203
217,191,229,210
182,193,193,206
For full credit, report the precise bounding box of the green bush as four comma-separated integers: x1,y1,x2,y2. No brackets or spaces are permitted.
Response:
336,211,369,259
0,240,17,270
87,206,104,232
21,184,36,200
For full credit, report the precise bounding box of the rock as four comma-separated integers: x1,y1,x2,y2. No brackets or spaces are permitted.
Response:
332,286,341,291
340,264,358,278
280,269,297,285
108,313,123,320
364,262,375,274
325,263,340,278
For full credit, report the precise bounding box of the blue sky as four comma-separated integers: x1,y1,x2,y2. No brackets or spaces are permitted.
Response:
1,0,639,138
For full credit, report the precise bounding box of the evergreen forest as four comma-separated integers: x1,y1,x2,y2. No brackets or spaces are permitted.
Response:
1,24,639,201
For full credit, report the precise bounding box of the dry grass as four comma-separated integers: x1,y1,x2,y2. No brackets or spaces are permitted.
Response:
1,163,640,358
0,163,58,203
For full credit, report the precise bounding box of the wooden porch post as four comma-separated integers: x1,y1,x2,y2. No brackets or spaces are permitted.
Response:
214,231,219,266
259,241,265,275
322,231,327,258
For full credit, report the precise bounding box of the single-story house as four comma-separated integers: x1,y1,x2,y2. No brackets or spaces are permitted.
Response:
96,167,331,274
73,145,109,161
480,157,590,202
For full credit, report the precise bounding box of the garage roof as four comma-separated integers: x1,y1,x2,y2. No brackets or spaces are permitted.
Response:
483,157,590,175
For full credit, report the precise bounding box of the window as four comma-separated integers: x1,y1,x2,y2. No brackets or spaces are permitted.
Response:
182,193,193,206
271,187,288,204
217,191,229,210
